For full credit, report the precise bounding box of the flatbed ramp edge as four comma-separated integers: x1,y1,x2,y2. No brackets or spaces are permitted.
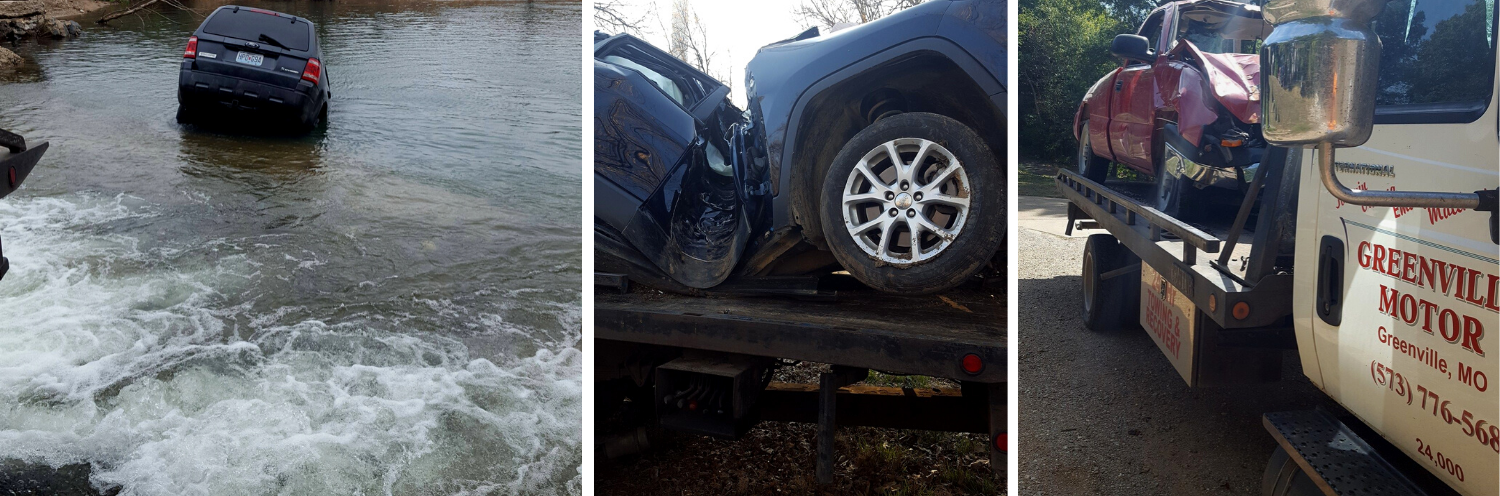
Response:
594,287,1007,482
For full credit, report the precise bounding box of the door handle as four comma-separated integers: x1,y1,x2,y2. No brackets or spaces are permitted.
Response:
1114,81,1123,91
1315,235,1344,326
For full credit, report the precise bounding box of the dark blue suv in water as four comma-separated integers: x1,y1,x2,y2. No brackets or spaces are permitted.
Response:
177,6,330,131
595,0,1006,294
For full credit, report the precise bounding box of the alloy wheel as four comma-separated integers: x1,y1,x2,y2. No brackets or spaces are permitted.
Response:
840,138,972,266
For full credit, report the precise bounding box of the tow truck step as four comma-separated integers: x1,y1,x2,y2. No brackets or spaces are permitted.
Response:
1263,410,1430,495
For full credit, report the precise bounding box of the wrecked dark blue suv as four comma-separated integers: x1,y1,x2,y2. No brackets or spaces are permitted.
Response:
178,6,330,131
595,0,1006,294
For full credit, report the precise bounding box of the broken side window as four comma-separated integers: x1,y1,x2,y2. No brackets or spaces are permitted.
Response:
1176,7,1268,55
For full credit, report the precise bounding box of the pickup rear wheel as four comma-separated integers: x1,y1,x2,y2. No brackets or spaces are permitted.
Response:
1261,446,1323,496
1081,233,1138,331
1153,148,1185,218
819,112,1003,294
1077,121,1110,182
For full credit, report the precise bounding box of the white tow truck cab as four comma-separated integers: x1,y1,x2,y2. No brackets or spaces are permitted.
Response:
1061,0,1499,493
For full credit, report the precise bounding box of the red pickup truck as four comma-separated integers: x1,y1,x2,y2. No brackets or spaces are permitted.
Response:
1074,0,1268,217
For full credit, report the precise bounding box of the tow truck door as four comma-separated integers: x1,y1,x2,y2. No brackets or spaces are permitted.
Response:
1109,8,1168,170
1291,2,1499,492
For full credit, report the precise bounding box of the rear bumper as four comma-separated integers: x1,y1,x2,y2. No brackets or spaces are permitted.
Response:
178,68,320,122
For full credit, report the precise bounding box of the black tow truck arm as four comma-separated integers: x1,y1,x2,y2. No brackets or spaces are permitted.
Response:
0,127,48,282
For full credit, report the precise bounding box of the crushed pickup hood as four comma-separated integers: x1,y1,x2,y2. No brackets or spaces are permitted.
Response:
1182,41,1261,123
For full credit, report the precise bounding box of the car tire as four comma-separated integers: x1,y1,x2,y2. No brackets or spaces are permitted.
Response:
1077,120,1111,183
1261,446,1323,496
1153,148,1185,218
818,112,1003,294
175,105,196,125
298,104,325,133
1081,233,1137,331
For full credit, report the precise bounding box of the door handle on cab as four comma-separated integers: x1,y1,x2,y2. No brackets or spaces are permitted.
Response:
1315,236,1344,326
1114,81,1123,91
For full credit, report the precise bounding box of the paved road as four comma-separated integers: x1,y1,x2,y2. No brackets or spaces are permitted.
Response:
1015,196,1338,495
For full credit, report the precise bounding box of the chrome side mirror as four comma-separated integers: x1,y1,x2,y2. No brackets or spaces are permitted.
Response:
1261,0,1384,146
1260,0,1494,230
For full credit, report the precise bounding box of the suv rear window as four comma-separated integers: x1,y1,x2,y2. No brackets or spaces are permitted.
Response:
1372,0,1497,120
203,9,311,51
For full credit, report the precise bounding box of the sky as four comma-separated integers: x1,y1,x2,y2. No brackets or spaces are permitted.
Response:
608,0,816,106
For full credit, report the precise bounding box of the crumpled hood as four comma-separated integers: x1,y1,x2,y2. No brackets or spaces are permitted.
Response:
1183,42,1260,123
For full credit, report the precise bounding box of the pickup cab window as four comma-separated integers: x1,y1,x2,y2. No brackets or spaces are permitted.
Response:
1177,12,1265,54
1372,0,1498,121
1139,11,1165,59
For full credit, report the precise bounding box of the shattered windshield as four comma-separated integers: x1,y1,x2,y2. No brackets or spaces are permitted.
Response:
1176,8,1268,54
1372,0,1497,111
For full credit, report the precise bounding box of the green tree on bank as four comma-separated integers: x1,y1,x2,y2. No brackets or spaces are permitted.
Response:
1019,0,1156,162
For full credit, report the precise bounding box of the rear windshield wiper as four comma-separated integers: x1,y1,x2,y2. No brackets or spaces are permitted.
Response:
257,33,290,51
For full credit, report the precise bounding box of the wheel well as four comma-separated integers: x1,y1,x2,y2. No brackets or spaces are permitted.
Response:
788,52,1004,248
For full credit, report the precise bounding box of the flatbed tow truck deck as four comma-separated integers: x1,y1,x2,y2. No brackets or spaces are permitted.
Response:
593,280,1006,482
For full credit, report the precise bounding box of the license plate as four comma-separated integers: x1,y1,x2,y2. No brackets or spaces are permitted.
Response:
235,51,264,67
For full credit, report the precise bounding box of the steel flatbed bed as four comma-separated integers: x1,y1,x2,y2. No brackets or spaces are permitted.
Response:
594,285,1005,383
593,279,1006,482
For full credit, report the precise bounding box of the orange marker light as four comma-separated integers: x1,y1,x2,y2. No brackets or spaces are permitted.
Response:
1233,301,1251,320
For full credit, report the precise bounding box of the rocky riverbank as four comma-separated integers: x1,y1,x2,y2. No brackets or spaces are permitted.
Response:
0,0,90,69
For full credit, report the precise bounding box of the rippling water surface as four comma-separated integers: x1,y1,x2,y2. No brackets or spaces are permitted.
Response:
0,0,581,493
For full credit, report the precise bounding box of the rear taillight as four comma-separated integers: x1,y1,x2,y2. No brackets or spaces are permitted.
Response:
301,58,321,84
183,36,198,59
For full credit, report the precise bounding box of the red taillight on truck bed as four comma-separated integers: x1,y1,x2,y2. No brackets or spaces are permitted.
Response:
961,353,983,375
301,58,321,84
184,36,198,59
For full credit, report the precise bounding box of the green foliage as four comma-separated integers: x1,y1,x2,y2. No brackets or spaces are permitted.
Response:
863,371,934,389
1019,0,1140,161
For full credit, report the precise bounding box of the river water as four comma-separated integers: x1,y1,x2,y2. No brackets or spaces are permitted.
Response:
0,0,581,494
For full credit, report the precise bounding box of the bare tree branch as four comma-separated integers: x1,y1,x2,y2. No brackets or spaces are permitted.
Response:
595,0,650,35
791,0,925,29
667,0,730,89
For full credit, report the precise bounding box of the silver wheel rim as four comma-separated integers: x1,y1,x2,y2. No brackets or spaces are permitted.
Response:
1156,173,1174,211
1078,123,1091,175
841,137,971,266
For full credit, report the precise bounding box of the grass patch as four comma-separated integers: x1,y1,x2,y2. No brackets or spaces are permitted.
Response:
1018,167,1059,198
863,371,935,389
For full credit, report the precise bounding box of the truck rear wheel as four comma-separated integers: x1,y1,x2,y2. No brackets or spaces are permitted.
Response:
818,112,1004,294
1081,233,1137,331
1077,120,1110,182
1153,154,1184,218
1262,446,1323,496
